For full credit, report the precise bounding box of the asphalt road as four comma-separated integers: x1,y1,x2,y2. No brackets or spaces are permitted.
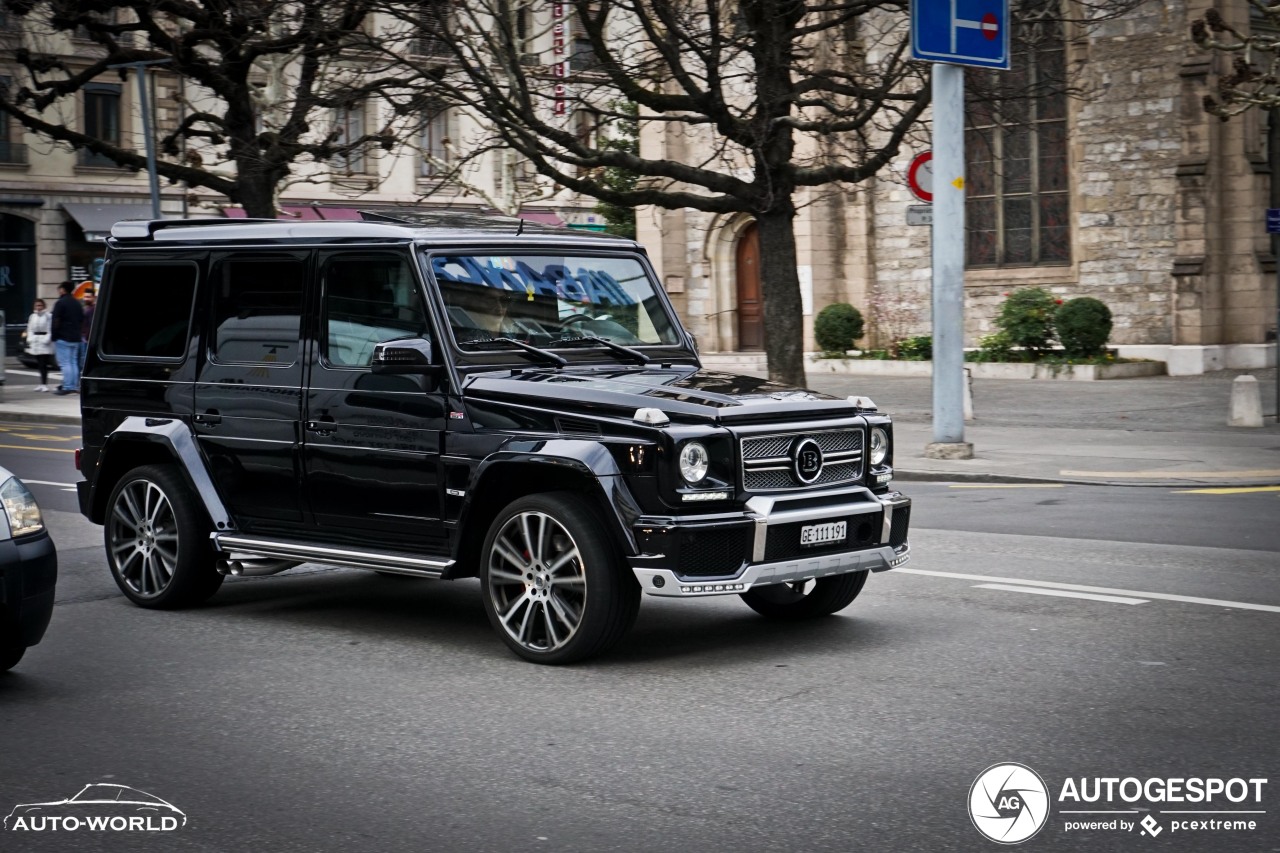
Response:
1,419,1277,852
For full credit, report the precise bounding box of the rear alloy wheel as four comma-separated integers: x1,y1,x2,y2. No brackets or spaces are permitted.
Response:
739,571,868,620
481,492,639,664
105,465,224,609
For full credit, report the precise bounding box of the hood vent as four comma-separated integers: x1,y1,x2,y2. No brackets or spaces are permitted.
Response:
556,417,603,437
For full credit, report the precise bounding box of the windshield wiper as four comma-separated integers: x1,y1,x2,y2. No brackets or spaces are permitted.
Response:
461,337,568,367
555,335,651,365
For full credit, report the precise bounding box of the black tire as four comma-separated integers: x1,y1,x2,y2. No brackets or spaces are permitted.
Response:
104,464,224,609
480,492,640,664
0,645,25,672
739,571,868,620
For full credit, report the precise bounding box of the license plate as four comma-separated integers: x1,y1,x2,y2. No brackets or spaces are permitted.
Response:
800,521,847,547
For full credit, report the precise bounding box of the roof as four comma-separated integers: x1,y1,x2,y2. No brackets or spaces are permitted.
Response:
108,212,639,250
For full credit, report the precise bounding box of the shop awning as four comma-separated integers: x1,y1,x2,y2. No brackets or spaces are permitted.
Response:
223,205,365,221
62,203,160,242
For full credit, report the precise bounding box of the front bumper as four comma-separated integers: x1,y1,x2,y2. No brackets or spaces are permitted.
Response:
0,530,58,648
628,487,910,597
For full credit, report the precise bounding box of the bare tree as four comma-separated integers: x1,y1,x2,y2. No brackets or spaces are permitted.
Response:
0,0,432,216
384,0,931,385
1192,4,1280,118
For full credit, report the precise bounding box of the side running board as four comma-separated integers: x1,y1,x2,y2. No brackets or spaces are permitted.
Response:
212,533,453,579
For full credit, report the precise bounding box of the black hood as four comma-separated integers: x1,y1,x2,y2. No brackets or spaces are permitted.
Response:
462,366,862,424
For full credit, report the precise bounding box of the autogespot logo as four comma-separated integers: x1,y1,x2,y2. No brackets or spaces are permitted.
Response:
969,763,1050,844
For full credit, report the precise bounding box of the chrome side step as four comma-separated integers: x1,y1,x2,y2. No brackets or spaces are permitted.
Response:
212,533,453,578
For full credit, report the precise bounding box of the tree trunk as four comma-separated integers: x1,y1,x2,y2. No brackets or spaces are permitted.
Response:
755,205,807,388
236,168,279,218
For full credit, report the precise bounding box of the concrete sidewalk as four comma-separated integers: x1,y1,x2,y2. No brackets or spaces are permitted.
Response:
2,362,1277,487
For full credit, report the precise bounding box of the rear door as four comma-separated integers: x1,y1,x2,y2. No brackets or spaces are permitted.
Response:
301,250,447,553
193,251,308,528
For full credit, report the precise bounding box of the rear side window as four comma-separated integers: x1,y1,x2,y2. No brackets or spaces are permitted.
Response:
100,263,197,359
211,258,305,365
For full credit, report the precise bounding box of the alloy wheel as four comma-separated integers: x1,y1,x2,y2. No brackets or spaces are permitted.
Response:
108,479,180,598
486,510,588,653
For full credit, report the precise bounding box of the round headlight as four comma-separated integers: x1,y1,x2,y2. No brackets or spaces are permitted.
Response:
679,441,710,484
870,427,889,466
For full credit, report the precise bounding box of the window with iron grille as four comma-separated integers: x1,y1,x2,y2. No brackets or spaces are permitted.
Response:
410,0,451,59
965,10,1069,268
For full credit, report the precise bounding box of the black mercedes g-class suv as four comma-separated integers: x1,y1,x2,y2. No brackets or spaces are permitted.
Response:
76,213,910,664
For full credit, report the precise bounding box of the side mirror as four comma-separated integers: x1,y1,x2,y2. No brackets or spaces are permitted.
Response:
371,337,442,375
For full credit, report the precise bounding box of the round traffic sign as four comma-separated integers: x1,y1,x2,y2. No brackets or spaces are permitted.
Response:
981,12,999,40
907,151,933,203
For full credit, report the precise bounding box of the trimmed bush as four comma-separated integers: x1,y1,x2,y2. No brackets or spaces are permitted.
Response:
995,288,1058,356
896,334,932,361
975,330,1015,362
1055,297,1112,358
814,303,865,353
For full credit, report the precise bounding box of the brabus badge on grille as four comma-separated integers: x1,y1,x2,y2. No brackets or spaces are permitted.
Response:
791,437,824,484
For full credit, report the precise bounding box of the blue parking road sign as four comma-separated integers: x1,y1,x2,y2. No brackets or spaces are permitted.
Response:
1268,209,1280,234
911,0,1011,70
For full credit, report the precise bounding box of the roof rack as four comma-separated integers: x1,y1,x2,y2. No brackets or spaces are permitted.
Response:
359,208,567,235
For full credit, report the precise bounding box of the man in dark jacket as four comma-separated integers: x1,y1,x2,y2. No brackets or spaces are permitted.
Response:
51,281,83,395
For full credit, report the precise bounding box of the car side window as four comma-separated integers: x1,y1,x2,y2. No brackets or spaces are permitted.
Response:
99,262,198,360
323,254,428,367
210,257,305,366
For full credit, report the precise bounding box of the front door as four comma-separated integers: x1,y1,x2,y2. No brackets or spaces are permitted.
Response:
193,252,307,529
735,223,764,351
302,251,447,553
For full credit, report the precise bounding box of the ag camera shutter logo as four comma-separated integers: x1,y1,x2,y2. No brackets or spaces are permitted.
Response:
969,763,1050,844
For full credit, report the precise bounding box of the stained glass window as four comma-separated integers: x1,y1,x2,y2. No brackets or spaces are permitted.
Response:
966,7,1069,267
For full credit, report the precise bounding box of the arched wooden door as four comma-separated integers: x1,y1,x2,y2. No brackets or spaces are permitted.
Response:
734,223,764,351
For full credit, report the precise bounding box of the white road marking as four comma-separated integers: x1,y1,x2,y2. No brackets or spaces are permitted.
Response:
896,568,1280,614
974,583,1148,605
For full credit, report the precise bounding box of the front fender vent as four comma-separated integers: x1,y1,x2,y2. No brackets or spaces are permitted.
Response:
556,417,603,437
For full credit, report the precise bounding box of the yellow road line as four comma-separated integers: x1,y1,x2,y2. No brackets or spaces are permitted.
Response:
0,443,76,454
1060,469,1280,480
947,484,1065,489
1172,486,1280,495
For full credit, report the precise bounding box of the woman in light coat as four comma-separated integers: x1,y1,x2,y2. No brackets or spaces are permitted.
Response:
25,299,55,391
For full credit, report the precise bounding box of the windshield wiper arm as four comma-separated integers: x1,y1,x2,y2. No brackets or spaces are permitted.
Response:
462,337,568,367
555,335,651,364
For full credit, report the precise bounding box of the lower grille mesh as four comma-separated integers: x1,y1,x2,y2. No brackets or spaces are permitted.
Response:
889,505,911,548
678,528,750,577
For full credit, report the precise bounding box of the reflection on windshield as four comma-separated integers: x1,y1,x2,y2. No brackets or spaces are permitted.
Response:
424,253,679,349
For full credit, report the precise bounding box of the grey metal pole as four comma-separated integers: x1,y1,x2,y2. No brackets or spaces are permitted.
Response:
1271,108,1280,423
110,58,170,220
927,62,973,458
135,68,161,220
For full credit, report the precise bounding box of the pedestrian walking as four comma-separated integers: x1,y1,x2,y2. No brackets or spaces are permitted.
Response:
78,288,95,371
24,299,54,392
51,281,84,396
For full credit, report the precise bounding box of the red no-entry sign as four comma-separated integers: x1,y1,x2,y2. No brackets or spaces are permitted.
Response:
908,151,933,203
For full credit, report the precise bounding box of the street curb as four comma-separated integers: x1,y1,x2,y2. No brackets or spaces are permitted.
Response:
894,468,1280,488
0,412,81,426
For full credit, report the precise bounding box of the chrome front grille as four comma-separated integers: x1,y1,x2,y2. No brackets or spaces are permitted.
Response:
740,429,864,492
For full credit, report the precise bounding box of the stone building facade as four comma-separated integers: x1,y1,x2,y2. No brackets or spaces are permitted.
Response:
638,0,1278,375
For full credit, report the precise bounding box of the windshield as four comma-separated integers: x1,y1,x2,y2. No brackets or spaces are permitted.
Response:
423,252,680,350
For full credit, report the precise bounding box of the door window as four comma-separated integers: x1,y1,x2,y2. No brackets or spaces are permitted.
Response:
323,255,428,367
210,258,305,365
